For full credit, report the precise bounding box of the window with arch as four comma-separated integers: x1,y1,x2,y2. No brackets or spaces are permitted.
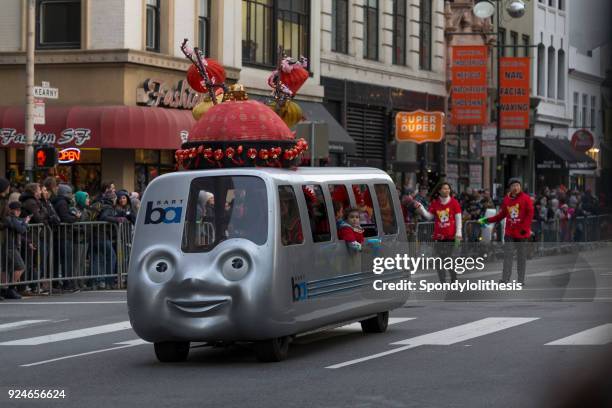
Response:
537,44,546,96
547,46,556,98
557,49,565,100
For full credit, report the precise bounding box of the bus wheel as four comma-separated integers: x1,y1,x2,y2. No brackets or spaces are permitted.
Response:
154,341,190,362
360,311,389,333
254,336,290,362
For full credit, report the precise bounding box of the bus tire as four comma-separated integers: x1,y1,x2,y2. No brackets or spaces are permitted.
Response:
360,311,389,333
254,336,290,362
154,341,190,362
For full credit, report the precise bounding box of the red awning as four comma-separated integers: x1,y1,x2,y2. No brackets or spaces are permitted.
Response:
0,105,195,149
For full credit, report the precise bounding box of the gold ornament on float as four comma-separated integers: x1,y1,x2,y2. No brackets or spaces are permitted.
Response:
267,100,303,128
192,93,224,120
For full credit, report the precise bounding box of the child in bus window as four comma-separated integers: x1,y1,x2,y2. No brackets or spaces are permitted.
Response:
337,207,364,252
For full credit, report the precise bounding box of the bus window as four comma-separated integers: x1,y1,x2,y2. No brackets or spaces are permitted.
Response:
352,184,378,237
328,184,351,226
279,185,303,246
374,183,398,235
302,184,331,242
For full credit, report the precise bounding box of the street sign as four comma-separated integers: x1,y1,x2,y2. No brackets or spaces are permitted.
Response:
33,85,59,99
33,99,45,125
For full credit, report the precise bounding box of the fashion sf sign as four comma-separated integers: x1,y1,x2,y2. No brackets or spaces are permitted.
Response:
0,128,91,146
137,78,205,109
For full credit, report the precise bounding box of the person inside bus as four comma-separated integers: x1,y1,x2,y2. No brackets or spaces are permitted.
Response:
279,192,303,246
338,207,364,252
333,201,344,230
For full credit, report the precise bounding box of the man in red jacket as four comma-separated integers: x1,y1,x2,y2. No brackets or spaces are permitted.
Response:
479,178,534,285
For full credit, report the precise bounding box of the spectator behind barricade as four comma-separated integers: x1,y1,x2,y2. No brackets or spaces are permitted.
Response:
0,177,12,300
480,189,495,211
19,183,48,224
338,207,364,252
40,185,61,226
75,191,93,222
43,177,59,199
129,192,141,214
415,185,429,209
0,202,31,299
115,190,136,224
92,189,120,289
52,184,81,223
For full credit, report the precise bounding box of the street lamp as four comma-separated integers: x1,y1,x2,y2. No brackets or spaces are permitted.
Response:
472,0,529,194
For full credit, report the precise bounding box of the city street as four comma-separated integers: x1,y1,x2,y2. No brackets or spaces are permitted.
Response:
1,247,611,408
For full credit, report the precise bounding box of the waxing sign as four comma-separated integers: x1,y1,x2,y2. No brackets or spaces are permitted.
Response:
395,111,445,143
500,57,530,129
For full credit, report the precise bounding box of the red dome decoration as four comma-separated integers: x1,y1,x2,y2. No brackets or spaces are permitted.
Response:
189,100,294,143
186,59,226,93
280,66,309,95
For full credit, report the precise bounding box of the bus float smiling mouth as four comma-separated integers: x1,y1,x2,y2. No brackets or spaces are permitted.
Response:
167,297,230,316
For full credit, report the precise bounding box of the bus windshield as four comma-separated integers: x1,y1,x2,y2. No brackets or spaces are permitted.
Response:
182,176,268,252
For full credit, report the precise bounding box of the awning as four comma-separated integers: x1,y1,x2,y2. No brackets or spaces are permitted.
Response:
535,137,597,170
0,105,195,149
247,96,355,154
297,101,355,155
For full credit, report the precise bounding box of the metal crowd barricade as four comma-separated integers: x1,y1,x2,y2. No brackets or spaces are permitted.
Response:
117,222,134,287
1,223,52,292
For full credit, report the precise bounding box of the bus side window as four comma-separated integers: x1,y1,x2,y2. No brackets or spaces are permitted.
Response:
302,184,331,243
374,183,398,235
352,184,378,237
279,185,304,246
328,184,351,230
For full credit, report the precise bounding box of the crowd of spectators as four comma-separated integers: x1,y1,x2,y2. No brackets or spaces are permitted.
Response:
0,177,140,300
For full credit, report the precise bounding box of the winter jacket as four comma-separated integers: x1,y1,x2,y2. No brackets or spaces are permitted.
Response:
19,191,48,225
51,195,79,223
338,220,364,251
97,198,127,224
487,191,534,239
3,214,27,251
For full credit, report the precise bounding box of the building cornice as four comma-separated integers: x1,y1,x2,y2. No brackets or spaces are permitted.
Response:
0,49,241,79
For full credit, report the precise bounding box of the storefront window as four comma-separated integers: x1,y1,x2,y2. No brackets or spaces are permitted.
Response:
135,149,176,193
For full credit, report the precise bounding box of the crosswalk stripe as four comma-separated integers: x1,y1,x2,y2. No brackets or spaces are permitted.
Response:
295,318,415,345
545,324,612,345
327,317,539,369
390,317,540,345
0,321,132,346
0,320,50,332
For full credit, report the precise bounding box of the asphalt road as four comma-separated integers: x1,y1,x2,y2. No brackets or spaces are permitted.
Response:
0,246,611,408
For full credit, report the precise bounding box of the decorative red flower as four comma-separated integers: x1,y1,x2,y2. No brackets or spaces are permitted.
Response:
203,148,213,158
197,145,204,154
259,149,269,160
186,59,226,93
247,148,257,159
225,147,235,158
236,145,243,154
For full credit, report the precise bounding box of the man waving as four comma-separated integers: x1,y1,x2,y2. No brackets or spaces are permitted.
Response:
479,178,534,286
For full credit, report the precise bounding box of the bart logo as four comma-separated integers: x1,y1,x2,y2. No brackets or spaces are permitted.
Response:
144,201,183,225
509,204,520,220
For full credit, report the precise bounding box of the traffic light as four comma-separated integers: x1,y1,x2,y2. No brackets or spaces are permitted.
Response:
34,146,58,168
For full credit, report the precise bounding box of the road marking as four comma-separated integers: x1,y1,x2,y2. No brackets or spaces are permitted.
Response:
0,321,132,346
545,324,612,345
295,318,415,345
0,320,50,332
0,301,127,305
21,339,149,367
326,317,539,369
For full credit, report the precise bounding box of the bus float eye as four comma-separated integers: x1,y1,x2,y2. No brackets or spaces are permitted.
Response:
221,254,250,281
146,256,175,284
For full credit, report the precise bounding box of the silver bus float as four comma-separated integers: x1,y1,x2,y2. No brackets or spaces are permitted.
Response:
127,167,410,362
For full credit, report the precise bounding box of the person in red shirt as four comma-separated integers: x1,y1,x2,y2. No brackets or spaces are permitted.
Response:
479,178,534,285
415,181,462,283
338,208,365,252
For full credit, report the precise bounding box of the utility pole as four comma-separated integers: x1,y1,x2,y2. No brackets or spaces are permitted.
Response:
24,0,35,183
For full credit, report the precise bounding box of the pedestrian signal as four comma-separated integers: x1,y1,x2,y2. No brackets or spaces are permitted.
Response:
35,146,58,168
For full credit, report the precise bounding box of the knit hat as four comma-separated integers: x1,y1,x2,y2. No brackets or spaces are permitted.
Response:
507,177,522,187
75,191,89,208
0,177,10,194
57,183,73,197
8,201,21,210
116,189,129,200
